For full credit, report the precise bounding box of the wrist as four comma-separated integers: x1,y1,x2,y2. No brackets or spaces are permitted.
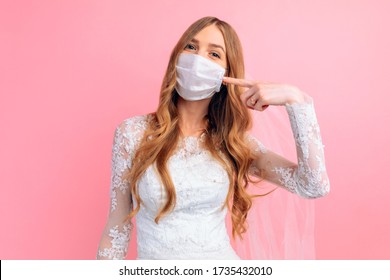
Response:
285,88,308,105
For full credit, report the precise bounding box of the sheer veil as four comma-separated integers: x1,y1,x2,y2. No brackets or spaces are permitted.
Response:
226,101,316,259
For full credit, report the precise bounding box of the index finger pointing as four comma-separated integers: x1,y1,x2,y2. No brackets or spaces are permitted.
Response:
223,77,255,88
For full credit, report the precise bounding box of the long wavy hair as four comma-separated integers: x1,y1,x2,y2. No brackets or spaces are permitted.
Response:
124,16,266,239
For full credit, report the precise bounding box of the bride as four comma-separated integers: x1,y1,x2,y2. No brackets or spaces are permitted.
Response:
96,16,330,260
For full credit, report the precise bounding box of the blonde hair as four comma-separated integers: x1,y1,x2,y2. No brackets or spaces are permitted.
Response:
124,16,265,239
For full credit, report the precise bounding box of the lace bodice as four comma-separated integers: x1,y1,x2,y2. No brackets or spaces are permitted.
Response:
96,99,330,260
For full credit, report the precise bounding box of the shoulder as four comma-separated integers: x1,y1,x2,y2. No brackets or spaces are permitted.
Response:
121,113,152,130
115,113,154,142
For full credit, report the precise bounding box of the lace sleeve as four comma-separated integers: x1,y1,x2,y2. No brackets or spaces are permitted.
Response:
96,115,148,259
247,97,330,199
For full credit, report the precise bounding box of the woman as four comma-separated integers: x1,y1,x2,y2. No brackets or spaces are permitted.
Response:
96,16,330,260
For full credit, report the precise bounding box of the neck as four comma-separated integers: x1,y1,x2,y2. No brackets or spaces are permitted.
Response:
177,97,210,137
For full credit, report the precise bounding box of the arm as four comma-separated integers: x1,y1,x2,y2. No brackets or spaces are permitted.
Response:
96,121,134,259
247,96,330,198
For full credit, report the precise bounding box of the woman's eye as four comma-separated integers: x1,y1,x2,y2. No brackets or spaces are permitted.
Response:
211,52,221,59
185,44,196,50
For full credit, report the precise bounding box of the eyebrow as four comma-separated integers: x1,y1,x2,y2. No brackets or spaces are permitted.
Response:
190,38,226,53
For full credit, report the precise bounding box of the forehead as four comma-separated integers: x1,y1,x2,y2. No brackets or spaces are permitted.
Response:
192,24,225,48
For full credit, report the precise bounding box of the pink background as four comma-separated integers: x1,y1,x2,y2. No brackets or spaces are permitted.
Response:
1,0,389,259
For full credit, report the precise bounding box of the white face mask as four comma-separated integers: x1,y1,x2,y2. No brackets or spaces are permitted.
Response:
175,53,226,101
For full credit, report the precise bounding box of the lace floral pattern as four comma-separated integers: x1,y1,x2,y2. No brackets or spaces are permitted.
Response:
134,133,239,259
273,101,330,198
97,224,133,260
97,99,329,259
110,116,149,212
96,116,149,260
247,99,330,198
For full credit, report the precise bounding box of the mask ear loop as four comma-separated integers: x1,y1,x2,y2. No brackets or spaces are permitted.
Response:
226,89,316,260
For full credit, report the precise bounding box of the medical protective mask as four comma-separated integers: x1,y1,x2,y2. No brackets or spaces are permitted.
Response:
175,53,226,101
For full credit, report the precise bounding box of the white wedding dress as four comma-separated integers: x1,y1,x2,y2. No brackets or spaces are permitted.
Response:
96,98,330,260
